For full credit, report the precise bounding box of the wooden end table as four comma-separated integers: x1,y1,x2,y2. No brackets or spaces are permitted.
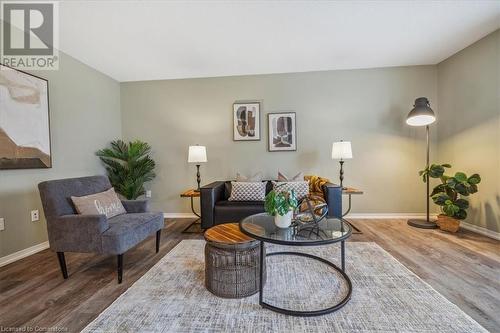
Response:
180,189,201,232
342,187,363,233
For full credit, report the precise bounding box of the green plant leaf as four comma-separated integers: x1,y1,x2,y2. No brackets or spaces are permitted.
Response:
468,184,478,194
446,178,458,188
442,164,451,168
455,183,469,196
455,209,467,220
454,172,467,182
430,184,446,197
455,199,469,209
432,193,449,205
467,174,481,185
428,165,445,178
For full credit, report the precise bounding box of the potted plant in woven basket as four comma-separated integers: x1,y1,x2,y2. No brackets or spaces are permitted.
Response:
420,164,481,232
265,189,298,228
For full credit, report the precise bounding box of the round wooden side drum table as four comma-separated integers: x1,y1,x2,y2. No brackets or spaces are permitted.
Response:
204,223,266,298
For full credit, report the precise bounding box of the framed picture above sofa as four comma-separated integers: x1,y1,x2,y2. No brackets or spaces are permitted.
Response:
0,64,51,169
233,101,260,141
268,112,296,151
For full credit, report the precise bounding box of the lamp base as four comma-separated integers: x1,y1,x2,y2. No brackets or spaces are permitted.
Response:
407,219,438,229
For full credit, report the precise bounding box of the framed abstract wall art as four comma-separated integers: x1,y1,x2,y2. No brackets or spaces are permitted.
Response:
0,64,51,169
233,101,260,141
268,112,296,152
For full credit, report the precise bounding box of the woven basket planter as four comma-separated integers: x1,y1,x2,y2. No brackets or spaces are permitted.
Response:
436,214,460,233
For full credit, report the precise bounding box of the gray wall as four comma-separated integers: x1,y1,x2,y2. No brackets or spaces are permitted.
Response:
0,52,122,257
437,30,500,232
121,66,438,215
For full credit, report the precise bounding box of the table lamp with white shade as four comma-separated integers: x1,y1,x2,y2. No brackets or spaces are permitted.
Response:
188,145,207,192
406,97,437,229
331,140,352,188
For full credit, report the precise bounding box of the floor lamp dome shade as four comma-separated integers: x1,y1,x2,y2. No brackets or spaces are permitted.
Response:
406,97,436,126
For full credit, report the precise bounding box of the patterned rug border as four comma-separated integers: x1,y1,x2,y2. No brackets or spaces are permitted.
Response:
83,240,486,332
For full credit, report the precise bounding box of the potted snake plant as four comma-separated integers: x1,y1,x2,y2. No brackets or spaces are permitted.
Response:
265,188,298,228
420,163,481,232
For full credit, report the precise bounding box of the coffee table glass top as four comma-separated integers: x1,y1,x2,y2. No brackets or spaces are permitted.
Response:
239,213,351,246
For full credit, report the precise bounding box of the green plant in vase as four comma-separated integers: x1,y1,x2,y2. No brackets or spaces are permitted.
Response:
419,163,481,232
265,189,298,228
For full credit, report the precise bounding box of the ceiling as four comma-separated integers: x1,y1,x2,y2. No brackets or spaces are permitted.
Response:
58,1,500,82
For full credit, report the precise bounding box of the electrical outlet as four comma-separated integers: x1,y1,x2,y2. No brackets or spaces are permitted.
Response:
0,218,4,231
146,190,152,198
31,210,40,222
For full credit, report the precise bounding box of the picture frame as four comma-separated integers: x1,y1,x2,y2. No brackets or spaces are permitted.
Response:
268,112,296,152
233,101,260,141
0,64,52,169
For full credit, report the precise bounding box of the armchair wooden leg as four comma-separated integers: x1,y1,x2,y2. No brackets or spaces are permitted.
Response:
156,230,161,253
117,254,123,284
56,252,68,279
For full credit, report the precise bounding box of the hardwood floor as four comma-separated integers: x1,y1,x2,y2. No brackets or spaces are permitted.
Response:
1,218,499,332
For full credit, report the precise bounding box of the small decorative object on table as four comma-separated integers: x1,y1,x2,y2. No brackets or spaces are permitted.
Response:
264,187,298,228
420,163,481,233
295,195,328,225
188,145,207,191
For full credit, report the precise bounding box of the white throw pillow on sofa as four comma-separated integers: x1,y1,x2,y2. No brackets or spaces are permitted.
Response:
272,181,309,200
228,181,266,201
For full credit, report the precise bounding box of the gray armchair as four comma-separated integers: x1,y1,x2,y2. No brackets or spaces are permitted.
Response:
38,175,164,283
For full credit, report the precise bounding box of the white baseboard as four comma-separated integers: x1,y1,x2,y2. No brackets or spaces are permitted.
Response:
164,213,198,218
0,241,50,268
460,221,500,240
344,213,439,219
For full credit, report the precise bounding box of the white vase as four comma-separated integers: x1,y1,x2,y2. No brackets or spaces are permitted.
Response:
274,210,293,228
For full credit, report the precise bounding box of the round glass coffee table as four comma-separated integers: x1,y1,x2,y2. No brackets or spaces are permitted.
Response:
239,213,352,317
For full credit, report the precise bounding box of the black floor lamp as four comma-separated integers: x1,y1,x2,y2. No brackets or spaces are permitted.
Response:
406,97,438,229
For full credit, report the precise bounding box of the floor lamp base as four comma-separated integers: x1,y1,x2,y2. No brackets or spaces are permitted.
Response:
407,219,438,229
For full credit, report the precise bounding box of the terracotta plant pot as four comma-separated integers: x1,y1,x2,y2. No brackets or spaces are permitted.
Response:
436,214,460,233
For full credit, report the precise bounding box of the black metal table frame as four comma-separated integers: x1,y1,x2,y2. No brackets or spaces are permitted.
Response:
182,195,202,233
240,221,353,317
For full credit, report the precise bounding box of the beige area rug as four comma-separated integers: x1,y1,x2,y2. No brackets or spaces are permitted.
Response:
82,240,486,333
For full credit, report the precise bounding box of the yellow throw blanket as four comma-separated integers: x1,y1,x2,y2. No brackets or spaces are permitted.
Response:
304,175,330,199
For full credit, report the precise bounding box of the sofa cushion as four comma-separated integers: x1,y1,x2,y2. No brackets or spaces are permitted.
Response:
214,201,265,224
101,212,164,254
272,180,309,200
228,181,266,201
224,181,273,199
236,172,263,182
277,171,304,182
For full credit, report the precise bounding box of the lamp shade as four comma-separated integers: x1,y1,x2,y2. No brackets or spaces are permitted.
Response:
188,145,207,163
331,141,352,160
406,97,436,126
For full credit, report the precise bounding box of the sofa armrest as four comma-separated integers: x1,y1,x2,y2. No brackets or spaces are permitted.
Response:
48,214,109,253
121,200,149,213
323,183,342,218
200,181,226,229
